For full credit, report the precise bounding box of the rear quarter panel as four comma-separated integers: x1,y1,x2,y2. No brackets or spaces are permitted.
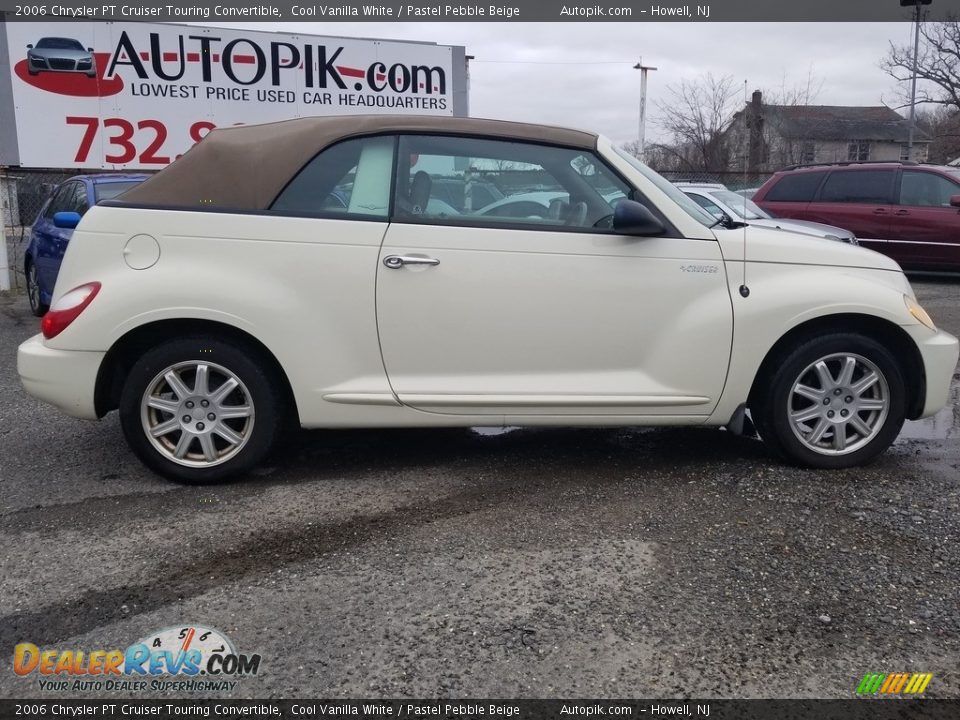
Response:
47,206,403,426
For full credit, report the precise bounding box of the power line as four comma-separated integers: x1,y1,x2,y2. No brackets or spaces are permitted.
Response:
471,60,635,65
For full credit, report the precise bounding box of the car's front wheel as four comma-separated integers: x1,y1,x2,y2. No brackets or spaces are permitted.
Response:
757,333,906,469
26,262,48,317
119,337,285,483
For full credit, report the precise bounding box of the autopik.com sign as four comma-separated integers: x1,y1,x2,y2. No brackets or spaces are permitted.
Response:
2,22,465,169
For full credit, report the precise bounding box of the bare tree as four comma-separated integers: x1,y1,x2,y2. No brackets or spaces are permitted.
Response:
656,73,740,171
619,139,644,160
882,17,960,112
770,68,824,108
916,106,960,162
617,140,690,174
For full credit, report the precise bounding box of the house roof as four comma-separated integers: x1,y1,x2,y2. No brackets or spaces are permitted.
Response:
759,105,931,143
114,115,598,212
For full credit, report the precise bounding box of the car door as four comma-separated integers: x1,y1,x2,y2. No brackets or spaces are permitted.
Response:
375,134,734,419
806,169,895,258
53,181,90,278
890,169,960,270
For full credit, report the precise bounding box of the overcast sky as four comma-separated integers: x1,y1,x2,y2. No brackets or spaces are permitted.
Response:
218,21,921,145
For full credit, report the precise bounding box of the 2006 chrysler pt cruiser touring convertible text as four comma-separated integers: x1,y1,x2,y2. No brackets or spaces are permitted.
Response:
17,116,960,483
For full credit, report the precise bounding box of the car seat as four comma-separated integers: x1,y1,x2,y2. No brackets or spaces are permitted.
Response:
409,171,432,215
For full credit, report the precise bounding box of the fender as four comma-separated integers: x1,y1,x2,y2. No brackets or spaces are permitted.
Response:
709,262,922,425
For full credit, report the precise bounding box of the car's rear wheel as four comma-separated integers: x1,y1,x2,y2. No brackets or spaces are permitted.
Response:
119,337,284,483
757,333,906,469
26,262,48,317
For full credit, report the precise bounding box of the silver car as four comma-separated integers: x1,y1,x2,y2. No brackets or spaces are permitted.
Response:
27,37,96,78
679,183,858,244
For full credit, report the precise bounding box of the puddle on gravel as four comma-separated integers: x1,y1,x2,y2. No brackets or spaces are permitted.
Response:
468,392,960,444
466,376,958,445
898,381,960,441
471,426,521,437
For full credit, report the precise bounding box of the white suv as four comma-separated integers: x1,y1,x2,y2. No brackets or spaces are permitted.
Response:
17,116,959,482
677,183,858,244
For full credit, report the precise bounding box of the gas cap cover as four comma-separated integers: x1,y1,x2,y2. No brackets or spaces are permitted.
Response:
123,234,161,270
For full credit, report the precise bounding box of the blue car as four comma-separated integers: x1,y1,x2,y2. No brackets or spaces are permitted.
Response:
25,174,146,316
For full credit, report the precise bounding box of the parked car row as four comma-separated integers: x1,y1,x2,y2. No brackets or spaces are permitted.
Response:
675,182,858,244
754,161,960,272
17,116,957,483
30,160,959,319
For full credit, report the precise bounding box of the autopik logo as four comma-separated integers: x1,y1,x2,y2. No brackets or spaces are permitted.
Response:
13,625,261,693
105,30,448,95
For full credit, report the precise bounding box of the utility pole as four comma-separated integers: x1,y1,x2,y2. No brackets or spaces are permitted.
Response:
901,0,933,159
633,58,657,158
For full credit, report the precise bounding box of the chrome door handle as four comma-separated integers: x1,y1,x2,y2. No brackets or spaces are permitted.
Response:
383,255,440,269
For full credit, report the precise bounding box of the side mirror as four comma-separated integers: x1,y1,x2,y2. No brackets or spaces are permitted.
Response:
26,44,33,49
613,199,666,236
87,48,94,52
52,211,81,229
950,195,960,208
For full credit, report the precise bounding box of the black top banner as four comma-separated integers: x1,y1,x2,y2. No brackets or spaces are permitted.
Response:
2,0,960,22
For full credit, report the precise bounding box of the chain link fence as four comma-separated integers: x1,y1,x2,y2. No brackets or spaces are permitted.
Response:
2,169,76,293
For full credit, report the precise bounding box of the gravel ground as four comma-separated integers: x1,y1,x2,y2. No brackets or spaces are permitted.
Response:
0,278,958,699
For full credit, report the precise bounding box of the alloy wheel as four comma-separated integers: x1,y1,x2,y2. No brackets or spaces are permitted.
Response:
140,361,255,468
787,352,889,456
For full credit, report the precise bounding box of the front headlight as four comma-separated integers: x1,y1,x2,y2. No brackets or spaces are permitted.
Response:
904,295,936,330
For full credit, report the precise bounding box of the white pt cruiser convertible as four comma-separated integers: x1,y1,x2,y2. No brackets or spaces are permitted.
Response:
17,116,960,482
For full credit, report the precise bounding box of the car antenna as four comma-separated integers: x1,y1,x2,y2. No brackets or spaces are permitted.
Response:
739,79,750,299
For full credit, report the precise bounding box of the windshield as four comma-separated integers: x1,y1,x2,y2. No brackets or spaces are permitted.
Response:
94,181,142,203
37,38,85,50
612,146,716,227
712,190,770,220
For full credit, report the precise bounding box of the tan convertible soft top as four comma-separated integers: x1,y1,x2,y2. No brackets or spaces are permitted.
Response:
115,115,599,212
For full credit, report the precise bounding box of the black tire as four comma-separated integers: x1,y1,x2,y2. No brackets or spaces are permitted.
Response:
757,333,906,469
26,262,48,317
119,336,285,483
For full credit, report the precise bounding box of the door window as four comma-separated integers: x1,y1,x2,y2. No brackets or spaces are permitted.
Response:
819,170,894,204
65,182,90,216
392,135,633,231
899,170,960,208
685,192,723,219
763,172,826,202
43,182,76,219
271,136,394,219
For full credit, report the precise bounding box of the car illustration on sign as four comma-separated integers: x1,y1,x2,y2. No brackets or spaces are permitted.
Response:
26,37,97,77
16,115,960,483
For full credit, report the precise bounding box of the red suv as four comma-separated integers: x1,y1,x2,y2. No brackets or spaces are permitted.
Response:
754,161,960,271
